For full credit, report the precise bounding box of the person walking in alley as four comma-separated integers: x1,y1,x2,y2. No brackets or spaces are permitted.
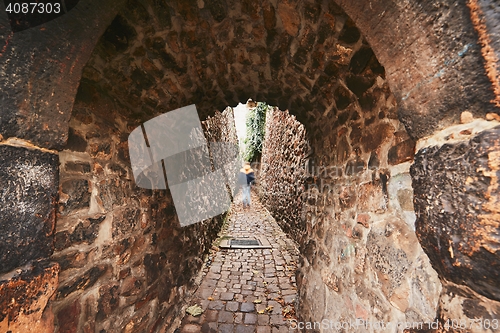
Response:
238,162,255,209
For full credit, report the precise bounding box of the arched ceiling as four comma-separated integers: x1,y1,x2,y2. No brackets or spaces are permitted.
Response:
0,0,498,149
74,0,387,130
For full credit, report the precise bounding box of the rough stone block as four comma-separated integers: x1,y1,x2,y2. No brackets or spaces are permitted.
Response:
388,139,416,165
339,20,361,44
411,126,500,301
407,253,442,322
334,85,352,110
349,46,373,74
99,179,128,210
113,208,140,237
277,3,300,36
0,146,58,274
346,74,374,98
356,213,370,228
97,284,119,321
89,142,112,160
0,261,59,333
65,128,87,152
361,122,395,152
367,225,412,298
69,218,102,246
120,276,142,297
397,189,414,211
57,299,81,333
60,179,90,214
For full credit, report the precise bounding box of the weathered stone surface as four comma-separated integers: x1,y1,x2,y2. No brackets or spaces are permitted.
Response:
0,0,125,149
436,280,500,333
206,0,227,23
460,111,474,124
57,299,81,333
349,47,374,74
367,223,413,298
388,139,416,165
397,189,414,211
337,0,499,139
277,3,300,37
97,284,119,320
339,19,360,44
334,85,352,110
65,128,88,152
361,122,395,152
57,265,109,299
0,146,58,274
259,108,309,242
113,208,140,237
411,126,500,301
52,99,237,331
0,0,499,330
60,179,90,214
257,22,442,328
71,217,103,245
0,261,59,333
101,15,137,54
346,74,375,98
359,181,387,212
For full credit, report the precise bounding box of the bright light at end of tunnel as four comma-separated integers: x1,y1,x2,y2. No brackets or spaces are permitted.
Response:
233,102,250,155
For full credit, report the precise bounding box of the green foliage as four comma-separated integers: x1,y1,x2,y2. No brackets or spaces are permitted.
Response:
243,102,268,162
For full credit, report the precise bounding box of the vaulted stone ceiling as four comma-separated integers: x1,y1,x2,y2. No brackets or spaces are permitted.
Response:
74,0,387,139
1,0,498,149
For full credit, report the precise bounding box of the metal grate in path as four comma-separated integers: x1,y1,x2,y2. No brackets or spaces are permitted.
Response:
230,239,260,247
219,237,272,249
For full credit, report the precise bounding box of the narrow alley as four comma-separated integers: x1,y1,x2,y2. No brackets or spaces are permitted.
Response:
177,192,300,333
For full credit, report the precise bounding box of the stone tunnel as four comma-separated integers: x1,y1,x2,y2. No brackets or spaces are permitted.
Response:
0,0,499,332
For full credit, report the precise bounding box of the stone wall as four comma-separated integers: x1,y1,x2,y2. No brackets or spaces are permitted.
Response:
258,40,446,327
2,0,499,148
0,144,60,332
202,107,240,200
257,20,500,333
259,107,310,242
50,96,237,331
0,259,59,333
411,124,500,328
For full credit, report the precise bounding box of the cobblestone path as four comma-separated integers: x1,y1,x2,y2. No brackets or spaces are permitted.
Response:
177,192,300,333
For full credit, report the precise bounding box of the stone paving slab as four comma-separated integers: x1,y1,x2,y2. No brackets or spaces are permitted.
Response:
176,192,300,333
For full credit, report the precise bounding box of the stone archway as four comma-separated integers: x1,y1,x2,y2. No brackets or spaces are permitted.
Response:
0,0,499,331
1,0,498,148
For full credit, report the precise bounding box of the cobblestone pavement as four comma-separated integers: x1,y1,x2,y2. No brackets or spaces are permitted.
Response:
177,192,300,333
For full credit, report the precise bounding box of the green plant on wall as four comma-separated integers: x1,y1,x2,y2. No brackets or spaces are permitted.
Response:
243,102,269,162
